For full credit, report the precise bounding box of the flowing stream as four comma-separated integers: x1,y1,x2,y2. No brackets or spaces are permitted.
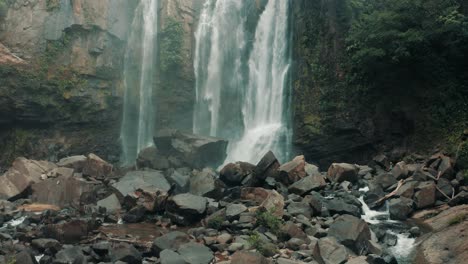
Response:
193,0,292,164
358,187,417,263
120,0,159,165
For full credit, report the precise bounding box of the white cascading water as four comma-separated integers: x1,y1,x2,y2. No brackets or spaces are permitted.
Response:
193,0,292,165
120,0,158,165
358,187,416,263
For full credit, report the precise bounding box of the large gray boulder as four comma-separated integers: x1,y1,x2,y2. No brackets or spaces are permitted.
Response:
154,129,228,169
288,174,327,195
328,214,371,254
178,242,214,264
315,237,349,264
220,162,255,186
252,151,280,184
0,157,57,200
153,231,190,255
388,197,414,220
190,168,224,199
277,155,307,185
414,181,436,209
166,193,207,226
112,170,171,198
327,163,358,183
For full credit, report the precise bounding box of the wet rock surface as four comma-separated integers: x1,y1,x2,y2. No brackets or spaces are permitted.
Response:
0,151,466,264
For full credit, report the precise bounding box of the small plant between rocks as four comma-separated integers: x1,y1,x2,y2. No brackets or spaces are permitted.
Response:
207,216,224,230
255,208,283,233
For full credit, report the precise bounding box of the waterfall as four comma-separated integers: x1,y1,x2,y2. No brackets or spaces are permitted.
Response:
193,0,292,165
120,0,159,165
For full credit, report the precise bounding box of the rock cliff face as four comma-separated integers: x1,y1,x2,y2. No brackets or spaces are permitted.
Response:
291,0,418,167
0,0,204,168
0,0,137,167
155,0,203,132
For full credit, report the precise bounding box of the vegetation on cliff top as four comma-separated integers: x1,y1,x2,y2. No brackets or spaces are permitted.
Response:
300,0,468,155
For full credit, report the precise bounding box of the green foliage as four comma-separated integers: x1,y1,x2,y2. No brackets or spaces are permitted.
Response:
247,232,266,253
207,216,224,230
255,208,283,232
448,213,466,226
160,18,184,73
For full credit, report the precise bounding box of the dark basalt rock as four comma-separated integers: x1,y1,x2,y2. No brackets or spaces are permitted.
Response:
153,129,228,169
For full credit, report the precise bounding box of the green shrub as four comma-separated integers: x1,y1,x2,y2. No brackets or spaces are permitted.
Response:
255,208,283,232
207,216,224,230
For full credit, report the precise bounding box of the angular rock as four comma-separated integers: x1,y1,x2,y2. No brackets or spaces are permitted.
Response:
327,163,358,183
54,246,86,264
190,168,224,199
231,251,269,264
287,202,313,218
305,163,320,176
388,197,414,220
220,162,255,186
395,181,416,198
166,193,207,225
436,178,454,200
289,174,327,195
15,251,38,264
178,242,214,264
167,168,191,194
449,190,468,206
0,157,57,200
32,176,99,207
97,193,121,213
315,237,349,264
325,198,361,217
154,129,228,169
160,249,187,264
240,187,284,217
226,203,247,220
31,238,61,252
373,173,397,190
153,231,190,255
391,161,409,179
328,214,371,254
137,146,171,170
278,155,307,184
56,155,87,171
414,181,436,209
122,205,146,223
112,170,171,198
373,154,390,170
110,243,142,264
82,153,112,179
253,151,280,184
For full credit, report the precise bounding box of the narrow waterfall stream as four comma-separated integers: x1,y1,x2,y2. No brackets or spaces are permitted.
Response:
120,0,159,165
358,187,417,263
193,0,292,165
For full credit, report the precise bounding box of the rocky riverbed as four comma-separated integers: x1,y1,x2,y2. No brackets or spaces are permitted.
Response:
0,131,467,264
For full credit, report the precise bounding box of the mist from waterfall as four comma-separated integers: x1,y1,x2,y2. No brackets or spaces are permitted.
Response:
120,0,159,165
193,0,292,164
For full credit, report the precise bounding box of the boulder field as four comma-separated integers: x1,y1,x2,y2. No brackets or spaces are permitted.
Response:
0,134,467,264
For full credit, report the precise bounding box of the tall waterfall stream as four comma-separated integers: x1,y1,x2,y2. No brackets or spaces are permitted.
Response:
193,0,292,165
120,0,159,165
